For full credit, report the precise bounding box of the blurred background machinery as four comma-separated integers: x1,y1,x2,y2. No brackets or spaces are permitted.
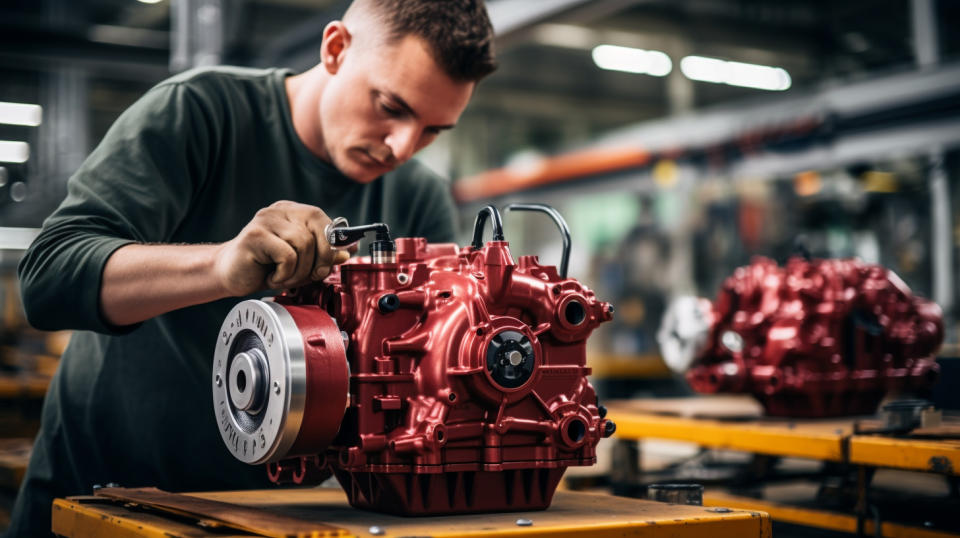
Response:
2,0,960,535
660,257,943,417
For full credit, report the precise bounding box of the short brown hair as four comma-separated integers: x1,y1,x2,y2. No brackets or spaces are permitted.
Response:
345,0,497,82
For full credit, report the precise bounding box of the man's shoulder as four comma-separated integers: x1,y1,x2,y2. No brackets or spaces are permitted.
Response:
160,65,277,86
137,66,289,125
157,66,285,95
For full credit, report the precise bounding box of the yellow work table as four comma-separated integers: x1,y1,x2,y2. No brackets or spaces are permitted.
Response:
51,486,771,537
605,397,960,537
606,397,960,474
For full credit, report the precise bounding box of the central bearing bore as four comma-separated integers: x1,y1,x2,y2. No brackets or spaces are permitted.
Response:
228,349,268,413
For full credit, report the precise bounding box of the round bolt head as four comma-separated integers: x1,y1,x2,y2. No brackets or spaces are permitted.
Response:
516,518,533,526
707,507,732,513
369,525,386,535
603,420,617,437
215,374,222,387
507,350,524,366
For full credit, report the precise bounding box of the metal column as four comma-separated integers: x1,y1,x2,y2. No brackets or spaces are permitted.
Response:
911,0,952,326
170,0,225,72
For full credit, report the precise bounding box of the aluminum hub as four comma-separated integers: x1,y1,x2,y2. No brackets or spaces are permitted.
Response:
213,300,310,465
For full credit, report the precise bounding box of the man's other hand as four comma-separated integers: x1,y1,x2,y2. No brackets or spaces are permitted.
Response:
215,201,351,296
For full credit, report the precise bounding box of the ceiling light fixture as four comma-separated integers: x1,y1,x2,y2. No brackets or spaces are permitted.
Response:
0,102,42,127
592,45,672,77
137,0,164,4
0,141,30,164
680,55,791,91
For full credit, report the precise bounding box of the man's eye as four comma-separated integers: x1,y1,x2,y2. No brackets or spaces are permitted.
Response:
380,103,403,117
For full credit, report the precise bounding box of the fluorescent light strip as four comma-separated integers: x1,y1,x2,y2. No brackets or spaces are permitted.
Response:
0,102,42,127
680,55,791,91
0,141,30,163
592,45,672,77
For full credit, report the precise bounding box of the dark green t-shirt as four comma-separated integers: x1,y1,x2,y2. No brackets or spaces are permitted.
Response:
11,66,457,534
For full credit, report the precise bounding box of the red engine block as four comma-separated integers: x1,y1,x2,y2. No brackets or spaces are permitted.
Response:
659,257,942,417
213,206,614,515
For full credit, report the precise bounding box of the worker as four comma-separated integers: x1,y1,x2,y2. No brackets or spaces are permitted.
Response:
7,0,495,534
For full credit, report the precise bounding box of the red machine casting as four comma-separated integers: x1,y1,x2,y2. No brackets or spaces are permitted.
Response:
658,256,942,417
213,204,615,515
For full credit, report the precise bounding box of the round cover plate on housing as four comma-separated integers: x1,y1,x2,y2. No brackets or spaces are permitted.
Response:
486,330,535,389
213,299,348,465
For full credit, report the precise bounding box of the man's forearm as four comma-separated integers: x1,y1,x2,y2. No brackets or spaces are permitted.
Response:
100,243,228,327
100,202,348,327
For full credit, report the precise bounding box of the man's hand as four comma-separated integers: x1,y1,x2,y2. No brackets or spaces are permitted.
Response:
99,201,350,327
214,201,350,296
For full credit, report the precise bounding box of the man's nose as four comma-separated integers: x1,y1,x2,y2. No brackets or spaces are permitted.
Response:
385,124,420,163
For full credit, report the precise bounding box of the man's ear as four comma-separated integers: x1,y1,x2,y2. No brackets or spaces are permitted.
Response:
320,21,351,75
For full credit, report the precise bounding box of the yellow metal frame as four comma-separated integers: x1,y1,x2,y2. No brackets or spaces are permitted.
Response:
0,374,49,399
53,488,772,538
704,491,957,538
52,497,274,538
607,399,960,537
586,353,670,379
849,436,960,475
608,406,851,461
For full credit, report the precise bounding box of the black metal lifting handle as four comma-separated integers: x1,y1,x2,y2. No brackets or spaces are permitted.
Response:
471,205,505,250
504,203,571,279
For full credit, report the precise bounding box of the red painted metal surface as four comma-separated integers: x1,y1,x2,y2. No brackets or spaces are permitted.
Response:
269,237,613,514
686,257,942,417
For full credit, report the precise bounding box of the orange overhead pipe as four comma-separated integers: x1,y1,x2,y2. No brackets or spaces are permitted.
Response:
453,146,651,203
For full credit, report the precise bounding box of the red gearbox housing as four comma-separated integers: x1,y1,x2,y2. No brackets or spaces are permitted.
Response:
658,256,942,417
213,204,615,515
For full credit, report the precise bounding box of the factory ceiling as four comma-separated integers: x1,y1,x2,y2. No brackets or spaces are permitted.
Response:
0,0,957,223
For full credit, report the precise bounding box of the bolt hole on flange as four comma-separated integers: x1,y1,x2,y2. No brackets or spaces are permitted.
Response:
448,392,457,402
564,301,586,326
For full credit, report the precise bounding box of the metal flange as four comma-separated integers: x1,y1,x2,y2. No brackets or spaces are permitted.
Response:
213,299,348,465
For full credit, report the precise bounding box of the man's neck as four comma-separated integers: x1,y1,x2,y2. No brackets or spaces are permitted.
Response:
285,67,330,162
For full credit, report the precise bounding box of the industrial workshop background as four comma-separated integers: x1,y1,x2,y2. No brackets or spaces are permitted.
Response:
1,0,959,537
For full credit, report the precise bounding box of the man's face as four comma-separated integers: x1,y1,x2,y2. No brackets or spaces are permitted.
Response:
318,33,475,183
